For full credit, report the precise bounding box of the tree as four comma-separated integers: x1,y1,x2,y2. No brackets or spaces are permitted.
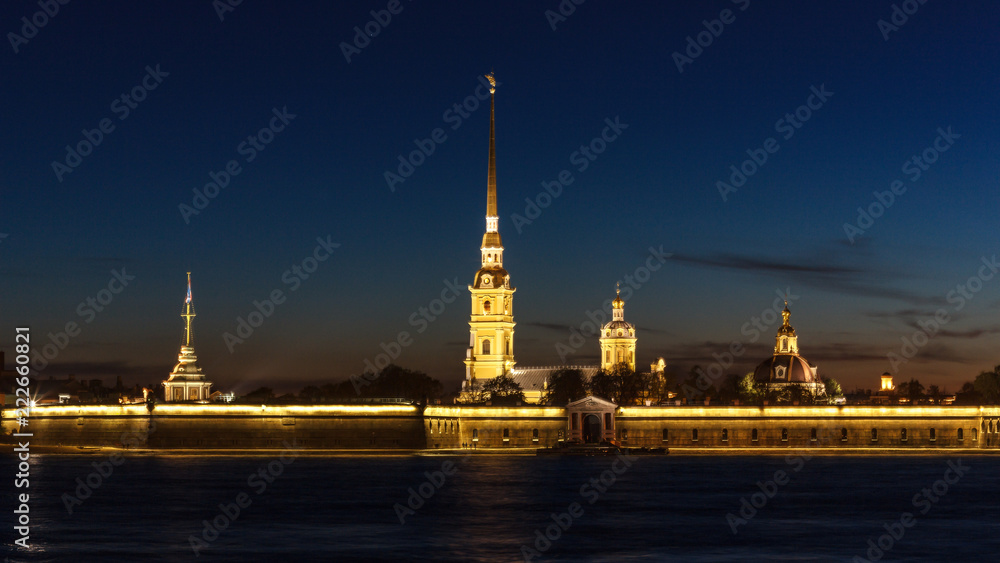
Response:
974,366,1000,404
788,384,815,405
482,373,525,405
544,368,587,405
822,377,843,400
588,370,616,404
899,378,924,403
245,387,275,403
926,385,942,404
955,381,983,405
299,385,323,403
587,363,647,405
736,372,764,404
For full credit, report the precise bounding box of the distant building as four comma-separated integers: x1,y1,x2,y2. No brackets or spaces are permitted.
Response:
599,285,636,371
163,273,212,402
752,304,826,398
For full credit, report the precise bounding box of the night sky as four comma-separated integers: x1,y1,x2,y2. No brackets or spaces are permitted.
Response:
3,1,999,394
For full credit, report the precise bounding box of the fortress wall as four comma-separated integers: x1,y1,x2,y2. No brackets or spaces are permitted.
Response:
424,406,565,449
1,405,151,447
5,404,1000,450
617,406,999,449
2,404,425,449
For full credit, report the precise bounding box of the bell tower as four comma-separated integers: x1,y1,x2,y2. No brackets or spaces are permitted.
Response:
463,72,516,386
599,284,636,371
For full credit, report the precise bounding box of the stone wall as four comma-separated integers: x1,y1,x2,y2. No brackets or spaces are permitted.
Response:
424,406,565,449
2,404,426,449
5,403,999,451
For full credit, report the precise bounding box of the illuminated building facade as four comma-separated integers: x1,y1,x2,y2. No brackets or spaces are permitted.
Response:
162,273,212,402
599,285,637,371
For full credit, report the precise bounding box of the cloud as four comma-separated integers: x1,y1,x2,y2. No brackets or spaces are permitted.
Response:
670,245,945,307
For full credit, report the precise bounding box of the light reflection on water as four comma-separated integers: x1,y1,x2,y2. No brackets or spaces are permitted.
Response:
2,454,999,562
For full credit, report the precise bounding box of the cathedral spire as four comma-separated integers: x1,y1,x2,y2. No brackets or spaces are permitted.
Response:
182,271,196,347
480,71,503,266
486,71,497,223
164,271,212,402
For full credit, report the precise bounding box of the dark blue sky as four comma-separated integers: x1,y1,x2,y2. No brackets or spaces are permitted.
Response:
3,1,999,394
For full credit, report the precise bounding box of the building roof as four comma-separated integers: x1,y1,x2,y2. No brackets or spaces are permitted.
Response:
510,365,600,393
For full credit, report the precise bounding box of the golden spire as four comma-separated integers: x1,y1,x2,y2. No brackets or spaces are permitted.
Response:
486,71,497,218
480,71,502,254
612,282,624,309
182,272,196,347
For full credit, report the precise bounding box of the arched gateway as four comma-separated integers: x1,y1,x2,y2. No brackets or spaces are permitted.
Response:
567,396,617,444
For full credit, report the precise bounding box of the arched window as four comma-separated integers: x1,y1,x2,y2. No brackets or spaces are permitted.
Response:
841,428,848,441
972,428,979,441
722,428,729,442
692,429,698,441
810,428,818,441
482,339,490,354
929,428,937,441
662,429,669,441
871,428,878,442
901,428,908,442
751,428,758,442
483,300,491,314
958,428,964,441
605,350,611,363
472,429,479,441
781,428,788,442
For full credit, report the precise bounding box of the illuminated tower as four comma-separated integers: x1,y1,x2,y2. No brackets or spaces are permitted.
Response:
463,72,516,386
599,284,636,371
163,272,213,402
